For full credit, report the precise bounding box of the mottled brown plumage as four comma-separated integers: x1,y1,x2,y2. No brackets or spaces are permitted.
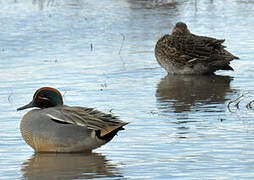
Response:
155,22,239,75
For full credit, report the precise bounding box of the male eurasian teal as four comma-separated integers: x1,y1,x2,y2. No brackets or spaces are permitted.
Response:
155,22,239,75
17,87,128,153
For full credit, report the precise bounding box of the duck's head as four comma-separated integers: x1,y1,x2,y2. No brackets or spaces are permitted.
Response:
172,22,190,35
17,87,63,111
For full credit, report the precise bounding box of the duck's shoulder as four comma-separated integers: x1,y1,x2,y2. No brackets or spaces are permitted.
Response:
156,34,173,45
155,34,177,55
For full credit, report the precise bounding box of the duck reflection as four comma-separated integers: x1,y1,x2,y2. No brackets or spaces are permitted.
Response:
156,74,234,113
32,0,54,10
21,152,122,179
127,0,177,9
32,0,84,10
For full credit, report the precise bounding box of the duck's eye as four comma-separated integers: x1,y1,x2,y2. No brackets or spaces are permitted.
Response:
36,96,56,108
38,96,50,101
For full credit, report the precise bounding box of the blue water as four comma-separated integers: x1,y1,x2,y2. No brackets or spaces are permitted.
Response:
1,0,254,179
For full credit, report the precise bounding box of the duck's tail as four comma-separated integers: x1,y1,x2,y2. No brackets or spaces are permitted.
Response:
96,122,129,141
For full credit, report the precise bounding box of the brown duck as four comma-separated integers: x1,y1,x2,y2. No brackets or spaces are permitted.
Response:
155,22,239,75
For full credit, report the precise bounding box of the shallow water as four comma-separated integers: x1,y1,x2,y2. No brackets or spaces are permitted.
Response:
1,0,254,179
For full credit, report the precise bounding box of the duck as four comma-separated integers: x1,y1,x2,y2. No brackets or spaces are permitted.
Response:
155,22,239,75
17,87,128,153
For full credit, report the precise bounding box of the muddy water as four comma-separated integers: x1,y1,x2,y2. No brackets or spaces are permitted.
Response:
1,0,254,179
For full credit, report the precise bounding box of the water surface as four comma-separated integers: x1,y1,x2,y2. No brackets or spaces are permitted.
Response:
1,0,254,179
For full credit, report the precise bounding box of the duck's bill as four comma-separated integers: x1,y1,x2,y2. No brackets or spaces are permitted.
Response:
17,101,34,111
